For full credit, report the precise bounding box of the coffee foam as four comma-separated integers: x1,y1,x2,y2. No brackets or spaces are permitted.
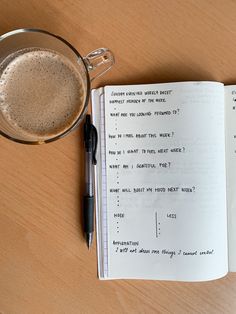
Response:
0,47,86,139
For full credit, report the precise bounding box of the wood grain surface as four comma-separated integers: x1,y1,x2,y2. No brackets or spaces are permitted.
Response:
1,1,236,313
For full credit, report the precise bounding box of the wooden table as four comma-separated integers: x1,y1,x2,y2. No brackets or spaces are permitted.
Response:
1,1,236,313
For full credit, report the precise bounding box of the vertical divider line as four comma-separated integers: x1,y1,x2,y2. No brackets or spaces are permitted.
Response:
155,211,158,238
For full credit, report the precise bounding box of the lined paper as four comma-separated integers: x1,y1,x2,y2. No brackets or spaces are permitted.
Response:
92,82,228,281
103,82,227,280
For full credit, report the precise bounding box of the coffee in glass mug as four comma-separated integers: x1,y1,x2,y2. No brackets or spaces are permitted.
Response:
0,29,114,144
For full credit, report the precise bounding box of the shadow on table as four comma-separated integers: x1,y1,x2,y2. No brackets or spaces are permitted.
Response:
75,123,86,239
98,53,236,86
100,62,221,86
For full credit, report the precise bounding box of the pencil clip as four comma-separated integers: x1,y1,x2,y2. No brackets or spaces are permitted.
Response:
91,124,98,165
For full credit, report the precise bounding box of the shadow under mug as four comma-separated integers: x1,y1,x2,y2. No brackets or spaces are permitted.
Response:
0,28,114,144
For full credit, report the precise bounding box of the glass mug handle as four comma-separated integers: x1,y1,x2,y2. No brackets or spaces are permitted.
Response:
83,48,115,81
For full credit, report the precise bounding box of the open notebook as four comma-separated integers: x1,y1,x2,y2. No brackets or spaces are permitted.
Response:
91,81,236,281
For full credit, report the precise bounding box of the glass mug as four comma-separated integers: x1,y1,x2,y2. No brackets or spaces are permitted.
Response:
0,29,114,144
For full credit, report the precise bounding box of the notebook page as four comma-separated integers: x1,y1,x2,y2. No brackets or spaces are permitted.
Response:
104,82,227,281
225,85,236,272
